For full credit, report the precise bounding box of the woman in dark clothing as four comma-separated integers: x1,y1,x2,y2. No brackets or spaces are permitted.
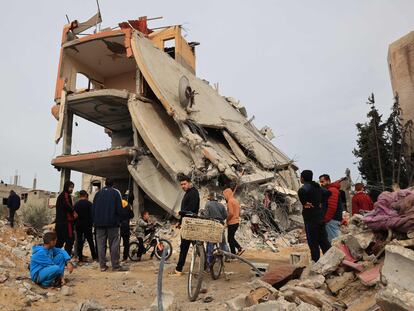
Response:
120,197,134,261
55,181,75,256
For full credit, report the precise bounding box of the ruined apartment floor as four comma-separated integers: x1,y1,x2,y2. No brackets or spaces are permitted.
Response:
0,240,308,311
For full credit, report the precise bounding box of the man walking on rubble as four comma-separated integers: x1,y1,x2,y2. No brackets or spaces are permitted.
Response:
352,183,373,215
6,190,20,228
319,174,343,243
55,181,76,255
298,170,331,262
92,178,126,272
224,188,244,256
173,174,200,276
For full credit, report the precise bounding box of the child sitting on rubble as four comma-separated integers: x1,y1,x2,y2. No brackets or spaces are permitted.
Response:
134,210,155,261
30,231,74,287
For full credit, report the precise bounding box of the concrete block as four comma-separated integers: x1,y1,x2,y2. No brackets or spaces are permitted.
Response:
296,301,320,311
326,272,355,294
243,297,296,311
376,284,414,311
248,279,279,295
342,232,374,260
381,245,414,292
297,274,325,289
226,294,247,310
311,247,345,276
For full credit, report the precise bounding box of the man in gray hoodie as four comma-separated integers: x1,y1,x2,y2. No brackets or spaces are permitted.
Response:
202,192,228,266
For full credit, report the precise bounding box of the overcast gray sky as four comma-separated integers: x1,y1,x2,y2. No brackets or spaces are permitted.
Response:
1,1,413,192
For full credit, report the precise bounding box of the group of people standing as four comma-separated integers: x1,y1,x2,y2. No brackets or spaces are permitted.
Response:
173,175,243,275
54,178,133,272
298,170,374,262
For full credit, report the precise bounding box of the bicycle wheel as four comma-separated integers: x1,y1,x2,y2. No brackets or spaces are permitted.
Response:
154,239,173,260
187,243,205,302
210,251,224,280
128,242,140,261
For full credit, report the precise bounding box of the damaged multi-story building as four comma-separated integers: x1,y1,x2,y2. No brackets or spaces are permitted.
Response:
50,14,300,218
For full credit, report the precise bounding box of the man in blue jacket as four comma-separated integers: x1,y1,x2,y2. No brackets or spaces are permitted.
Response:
30,231,73,287
92,178,125,272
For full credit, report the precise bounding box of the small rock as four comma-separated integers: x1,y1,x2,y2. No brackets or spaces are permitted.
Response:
326,272,355,294
203,296,214,303
226,294,247,310
61,285,73,296
150,291,175,311
23,282,32,290
296,301,320,311
11,248,27,259
18,287,28,294
76,299,104,311
0,258,16,268
0,273,9,283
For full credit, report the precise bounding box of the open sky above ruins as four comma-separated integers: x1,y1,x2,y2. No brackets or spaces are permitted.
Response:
1,1,414,191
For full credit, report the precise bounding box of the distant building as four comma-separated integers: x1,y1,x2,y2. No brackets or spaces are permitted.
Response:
388,31,414,158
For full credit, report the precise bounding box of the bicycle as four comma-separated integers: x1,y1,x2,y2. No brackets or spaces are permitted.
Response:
179,212,224,302
128,223,173,261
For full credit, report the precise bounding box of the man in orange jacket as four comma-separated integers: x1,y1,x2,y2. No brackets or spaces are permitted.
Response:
319,174,343,243
352,183,373,215
224,188,244,256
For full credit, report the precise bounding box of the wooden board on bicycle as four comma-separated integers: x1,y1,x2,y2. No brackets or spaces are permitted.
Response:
180,217,224,243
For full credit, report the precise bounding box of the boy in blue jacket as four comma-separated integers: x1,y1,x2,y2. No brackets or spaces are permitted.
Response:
30,231,73,287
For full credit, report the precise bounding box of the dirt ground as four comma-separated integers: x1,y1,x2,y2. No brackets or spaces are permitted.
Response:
0,223,309,311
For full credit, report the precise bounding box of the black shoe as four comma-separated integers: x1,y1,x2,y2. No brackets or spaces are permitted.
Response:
112,266,129,272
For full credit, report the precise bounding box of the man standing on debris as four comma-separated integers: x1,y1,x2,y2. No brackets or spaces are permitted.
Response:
6,190,20,228
74,190,97,262
173,175,200,276
55,181,76,255
352,183,373,215
224,188,244,256
202,191,228,266
92,178,126,272
319,174,343,243
298,170,331,262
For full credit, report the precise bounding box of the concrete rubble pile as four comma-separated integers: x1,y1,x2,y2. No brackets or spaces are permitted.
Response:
226,189,414,310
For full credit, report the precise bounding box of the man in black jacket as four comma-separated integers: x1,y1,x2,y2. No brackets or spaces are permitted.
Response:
298,170,331,262
7,190,20,228
74,190,97,262
173,175,200,275
55,181,75,255
92,178,125,272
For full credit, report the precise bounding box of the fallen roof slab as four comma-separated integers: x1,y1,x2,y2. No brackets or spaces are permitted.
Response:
128,157,183,216
128,96,192,177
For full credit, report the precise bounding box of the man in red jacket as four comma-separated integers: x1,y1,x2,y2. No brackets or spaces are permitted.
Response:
352,183,373,215
319,174,343,243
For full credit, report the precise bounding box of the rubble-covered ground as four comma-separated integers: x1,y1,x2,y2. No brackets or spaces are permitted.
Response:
1,205,414,311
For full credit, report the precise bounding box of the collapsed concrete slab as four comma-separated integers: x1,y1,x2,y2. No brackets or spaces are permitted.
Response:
376,284,414,311
381,245,414,292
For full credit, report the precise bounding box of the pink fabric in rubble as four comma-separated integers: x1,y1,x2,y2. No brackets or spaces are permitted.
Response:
363,190,414,232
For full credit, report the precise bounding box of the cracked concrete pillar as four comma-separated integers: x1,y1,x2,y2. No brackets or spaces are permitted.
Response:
60,111,73,191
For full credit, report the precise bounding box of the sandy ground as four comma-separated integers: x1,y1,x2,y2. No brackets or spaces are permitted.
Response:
0,223,309,311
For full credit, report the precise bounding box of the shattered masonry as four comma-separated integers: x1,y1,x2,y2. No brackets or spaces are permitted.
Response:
50,16,300,217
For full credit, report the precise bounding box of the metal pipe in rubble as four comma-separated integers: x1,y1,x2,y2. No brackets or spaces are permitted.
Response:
157,248,167,311
219,250,265,276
